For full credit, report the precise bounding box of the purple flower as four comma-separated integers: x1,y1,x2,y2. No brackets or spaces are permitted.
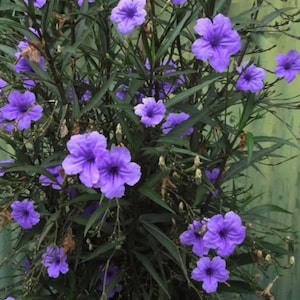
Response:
82,201,99,216
236,62,265,93
110,0,147,35
0,110,14,132
203,211,246,257
0,78,7,95
24,0,47,8
205,168,221,184
96,146,141,199
275,50,300,83
134,97,166,127
191,256,229,293
39,165,64,190
62,132,107,188
191,13,241,72
5,297,15,300
172,0,187,4
77,0,95,6
68,79,92,102
115,84,144,102
11,199,40,229
99,265,122,298
14,40,45,75
0,159,14,176
179,220,210,257
42,245,69,278
24,259,30,274
0,90,43,130
162,112,193,137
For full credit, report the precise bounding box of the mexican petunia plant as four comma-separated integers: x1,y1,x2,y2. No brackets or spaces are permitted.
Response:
0,0,298,299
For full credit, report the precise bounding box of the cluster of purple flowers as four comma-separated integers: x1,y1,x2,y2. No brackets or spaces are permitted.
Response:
62,131,141,199
180,211,246,293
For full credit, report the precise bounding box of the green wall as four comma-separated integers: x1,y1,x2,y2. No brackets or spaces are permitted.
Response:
231,0,300,298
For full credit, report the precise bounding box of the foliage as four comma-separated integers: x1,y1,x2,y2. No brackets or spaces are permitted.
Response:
0,0,299,299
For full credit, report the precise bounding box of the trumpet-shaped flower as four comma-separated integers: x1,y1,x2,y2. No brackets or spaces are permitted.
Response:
96,146,141,199
110,0,147,35
192,13,241,72
172,0,187,4
203,211,246,256
39,165,64,190
236,62,265,93
24,0,47,8
162,112,193,137
134,97,166,127
77,0,95,6
42,245,69,278
179,220,210,257
191,256,229,293
0,159,14,176
62,132,107,188
99,265,123,298
11,199,40,229
275,50,300,83
0,90,43,130
205,168,221,184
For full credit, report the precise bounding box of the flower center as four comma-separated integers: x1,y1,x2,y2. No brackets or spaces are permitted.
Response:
109,165,119,175
146,109,154,118
244,73,252,81
219,228,228,239
205,267,214,276
19,104,30,113
283,62,292,70
209,35,221,48
125,7,137,18
23,210,30,217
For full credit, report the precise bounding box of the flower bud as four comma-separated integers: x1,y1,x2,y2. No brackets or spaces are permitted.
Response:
195,168,202,185
289,256,295,266
193,155,201,168
265,253,271,262
115,123,122,143
158,156,167,170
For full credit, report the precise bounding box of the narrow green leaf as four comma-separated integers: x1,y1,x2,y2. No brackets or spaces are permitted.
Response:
245,204,291,216
166,73,223,109
141,221,181,265
81,241,116,263
38,211,60,248
156,12,191,60
78,73,116,118
139,186,174,213
133,251,171,299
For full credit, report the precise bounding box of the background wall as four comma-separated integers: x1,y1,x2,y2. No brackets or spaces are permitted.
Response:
230,0,300,298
